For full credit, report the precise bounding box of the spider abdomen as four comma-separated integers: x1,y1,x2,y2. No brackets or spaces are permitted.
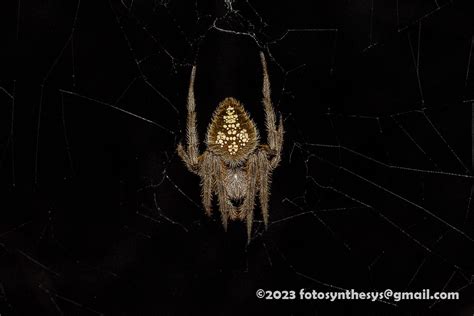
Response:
206,97,259,164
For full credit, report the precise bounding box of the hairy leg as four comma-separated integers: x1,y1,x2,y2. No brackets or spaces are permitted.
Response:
177,66,201,173
243,153,259,242
260,52,284,169
199,152,218,216
215,161,231,230
257,149,271,228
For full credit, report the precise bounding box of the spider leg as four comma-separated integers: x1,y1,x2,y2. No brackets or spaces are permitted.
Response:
260,52,284,169
199,152,217,216
215,162,230,230
177,66,201,173
257,149,271,229
243,153,259,243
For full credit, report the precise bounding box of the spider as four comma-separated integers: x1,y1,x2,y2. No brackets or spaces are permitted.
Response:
177,52,283,241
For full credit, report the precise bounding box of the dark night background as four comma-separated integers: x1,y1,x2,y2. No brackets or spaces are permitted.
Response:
1,0,474,315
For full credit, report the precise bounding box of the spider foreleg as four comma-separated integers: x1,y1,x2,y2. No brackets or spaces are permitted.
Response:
177,65,201,173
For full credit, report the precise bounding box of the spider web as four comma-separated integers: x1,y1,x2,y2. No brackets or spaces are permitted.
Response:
1,0,474,314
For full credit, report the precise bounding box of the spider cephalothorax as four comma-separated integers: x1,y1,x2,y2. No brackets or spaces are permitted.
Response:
177,52,283,241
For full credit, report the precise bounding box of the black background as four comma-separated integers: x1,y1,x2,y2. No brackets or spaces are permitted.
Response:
1,0,474,315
